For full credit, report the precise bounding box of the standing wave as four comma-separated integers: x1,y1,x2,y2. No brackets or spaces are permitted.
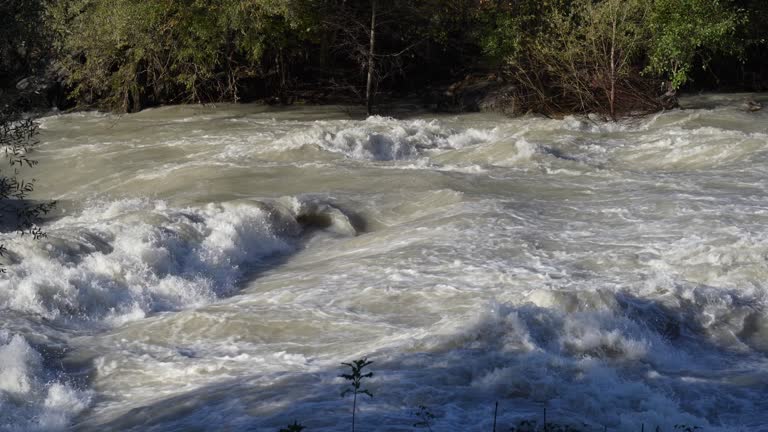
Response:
0,199,300,325
276,116,495,161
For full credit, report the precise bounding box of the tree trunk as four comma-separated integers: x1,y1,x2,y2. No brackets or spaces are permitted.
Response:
609,14,617,120
277,48,287,103
365,0,376,116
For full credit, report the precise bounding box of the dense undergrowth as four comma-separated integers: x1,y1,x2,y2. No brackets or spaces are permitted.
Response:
1,0,768,116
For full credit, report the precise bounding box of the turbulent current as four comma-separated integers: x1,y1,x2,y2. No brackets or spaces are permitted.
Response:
1,94,767,431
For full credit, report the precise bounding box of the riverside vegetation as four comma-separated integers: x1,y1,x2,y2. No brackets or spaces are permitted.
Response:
1,0,768,117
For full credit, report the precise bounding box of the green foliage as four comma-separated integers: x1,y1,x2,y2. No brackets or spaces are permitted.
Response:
496,0,746,115
278,420,306,432
511,0,655,116
474,0,561,65
476,6,526,63
49,0,318,111
0,0,760,115
646,0,745,89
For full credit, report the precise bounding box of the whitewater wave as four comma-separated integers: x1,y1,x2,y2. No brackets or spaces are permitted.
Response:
403,287,764,431
558,109,768,171
0,331,91,432
275,116,495,161
15,96,768,431
0,198,333,325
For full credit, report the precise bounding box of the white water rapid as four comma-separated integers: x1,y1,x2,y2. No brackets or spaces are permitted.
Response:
1,94,767,431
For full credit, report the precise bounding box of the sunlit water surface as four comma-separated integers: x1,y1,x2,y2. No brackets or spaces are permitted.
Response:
1,94,768,431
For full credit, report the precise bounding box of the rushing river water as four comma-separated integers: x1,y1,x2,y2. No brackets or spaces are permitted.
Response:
1,94,767,431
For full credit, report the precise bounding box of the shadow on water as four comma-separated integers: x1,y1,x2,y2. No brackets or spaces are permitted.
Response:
295,204,369,235
68,291,768,432
0,198,62,232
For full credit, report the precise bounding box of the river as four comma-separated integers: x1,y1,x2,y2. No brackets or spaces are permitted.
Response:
1,94,767,431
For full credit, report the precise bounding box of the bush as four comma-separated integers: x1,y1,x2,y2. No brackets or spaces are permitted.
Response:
49,0,317,111
646,0,745,89
502,0,745,117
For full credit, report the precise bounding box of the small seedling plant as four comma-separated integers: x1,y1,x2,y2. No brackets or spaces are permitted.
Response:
340,357,374,432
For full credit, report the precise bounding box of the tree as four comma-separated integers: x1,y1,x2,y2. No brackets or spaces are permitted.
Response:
3,0,756,116
0,0,49,87
319,0,432,115
365,0,376,115
646,0,745,90
500,0,745,117
48,0,319,111
509,0,658,117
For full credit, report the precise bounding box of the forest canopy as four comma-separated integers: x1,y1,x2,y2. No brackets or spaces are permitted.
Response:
2,0,767,116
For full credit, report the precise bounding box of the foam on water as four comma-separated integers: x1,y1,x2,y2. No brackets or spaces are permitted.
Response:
0,331,90,432
6,96,768,431
0,199,299,324
275,115,495,161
